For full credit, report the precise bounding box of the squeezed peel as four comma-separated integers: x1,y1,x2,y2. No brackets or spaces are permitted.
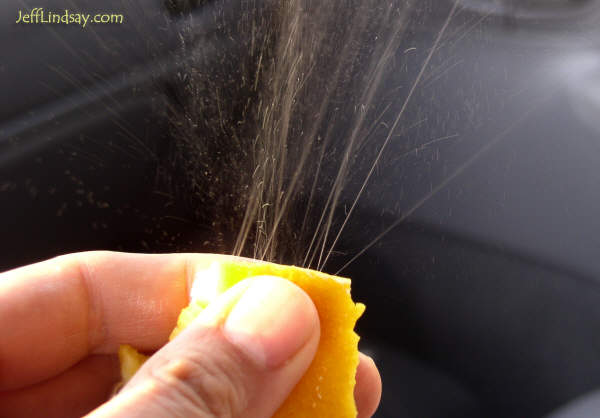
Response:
118,260,365,417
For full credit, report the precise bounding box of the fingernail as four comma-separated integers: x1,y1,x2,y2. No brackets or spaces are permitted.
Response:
223,276,319,369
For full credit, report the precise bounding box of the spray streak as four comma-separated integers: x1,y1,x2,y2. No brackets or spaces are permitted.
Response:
313,3,415,271
300,3,379,268
319,1,460,271
303,3,413,269
160,0,530,271
226,0,418,265
335,90,557,275
228,0,466,269
258,3,359,261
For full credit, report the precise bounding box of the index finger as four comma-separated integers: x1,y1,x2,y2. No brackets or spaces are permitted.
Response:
0,251,228,391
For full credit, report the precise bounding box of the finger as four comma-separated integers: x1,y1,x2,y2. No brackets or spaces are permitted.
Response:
0,355,120,418
0,251,238,390
0,352,380,418
88,276,320,418
355,352,383,418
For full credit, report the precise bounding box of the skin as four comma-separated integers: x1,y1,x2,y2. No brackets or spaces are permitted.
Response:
0,251,381,417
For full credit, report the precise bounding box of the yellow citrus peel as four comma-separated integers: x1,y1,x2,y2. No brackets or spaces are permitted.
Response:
118,259,365,417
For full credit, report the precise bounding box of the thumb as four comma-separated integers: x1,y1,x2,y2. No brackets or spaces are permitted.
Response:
89,276,320,418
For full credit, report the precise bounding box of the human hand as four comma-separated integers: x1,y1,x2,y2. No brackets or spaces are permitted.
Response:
0,251,381,417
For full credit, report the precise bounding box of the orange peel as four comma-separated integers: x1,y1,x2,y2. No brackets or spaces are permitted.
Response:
118,259,365,417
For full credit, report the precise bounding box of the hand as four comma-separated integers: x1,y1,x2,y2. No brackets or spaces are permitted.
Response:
0,252,381,417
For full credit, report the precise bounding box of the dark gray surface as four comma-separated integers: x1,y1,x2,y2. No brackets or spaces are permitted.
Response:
342,220,600,417
352,0,600,280
2,1,600,417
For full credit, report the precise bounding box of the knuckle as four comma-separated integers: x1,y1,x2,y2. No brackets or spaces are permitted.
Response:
150,353,250,417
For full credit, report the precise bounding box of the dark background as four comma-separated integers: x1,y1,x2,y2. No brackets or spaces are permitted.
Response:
2,0,600,416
